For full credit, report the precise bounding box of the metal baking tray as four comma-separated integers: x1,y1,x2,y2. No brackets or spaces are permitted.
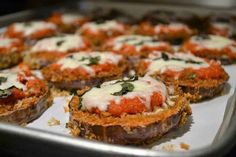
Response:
1,0,236,156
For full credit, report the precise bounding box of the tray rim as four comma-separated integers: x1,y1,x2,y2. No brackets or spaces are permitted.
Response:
0,1,236,156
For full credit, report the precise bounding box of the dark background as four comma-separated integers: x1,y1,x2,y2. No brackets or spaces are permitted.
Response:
0,0,235,156
0,0,60,16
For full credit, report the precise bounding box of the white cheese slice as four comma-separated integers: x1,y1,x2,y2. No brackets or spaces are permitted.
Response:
146,52,209,75
31,35,84,53
13,21,56,36
154,23,190,33
191,35,233,49
61,14,82,24
81,20,124,33
57,52,123,75
81,76,167,112
0,73,25,90
112,35,163,51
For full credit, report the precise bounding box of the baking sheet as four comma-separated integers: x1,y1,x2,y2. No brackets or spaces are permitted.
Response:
0,1,235,154
27,65,236,152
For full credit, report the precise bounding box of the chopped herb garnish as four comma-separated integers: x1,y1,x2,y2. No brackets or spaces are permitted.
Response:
78,56,101,65
24,22,32,27
113,75,138,84
0,89,12,98
170,58,182,61
88,56,100,65
95,19,105,24
185,59,202,64
78,97,83,109
56,40,65,46
161,53,169,61
112,82,134,96
195,34,210,40
0,77,7,85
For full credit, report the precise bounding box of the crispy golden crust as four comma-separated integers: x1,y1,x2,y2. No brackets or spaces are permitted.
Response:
0,51,22,69
42,59,129,90
68,89,191,145
173,78,228,102
0,88,52,124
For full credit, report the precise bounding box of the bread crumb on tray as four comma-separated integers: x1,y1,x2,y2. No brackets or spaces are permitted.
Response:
161,144,176,152
180,142,190,150
48,117,61,126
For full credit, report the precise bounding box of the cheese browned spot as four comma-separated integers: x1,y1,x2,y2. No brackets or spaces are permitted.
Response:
81,76,168,112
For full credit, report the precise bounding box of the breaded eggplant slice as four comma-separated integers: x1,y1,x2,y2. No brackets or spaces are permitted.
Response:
42,51,129,90
136,51,229,102
23,34,91,69
47,12,89,33
0,67,52,124
4,21,57,41
68,76,191,145
180,34,236,65
0,37,25,69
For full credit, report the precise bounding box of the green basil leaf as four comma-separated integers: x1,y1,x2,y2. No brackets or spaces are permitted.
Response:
56,40,65,46
195,34,210,40
0,89,12,98
78,56,100,65
112,82,134,96
78,97,83,109
88,56,100,65
0,77,7,85
185,60,202,64
188,73,197,79
161,53,169,61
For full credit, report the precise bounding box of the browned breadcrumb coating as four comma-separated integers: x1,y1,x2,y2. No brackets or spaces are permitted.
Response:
68,86,191,145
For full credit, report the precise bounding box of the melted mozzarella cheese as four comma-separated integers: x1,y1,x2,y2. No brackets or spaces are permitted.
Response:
0,38,17,48
112,35,163,51
212,22,233,35
146,52,209,75
81,76,167,112
81,20,124,33
31,35,84,53
57,52,123,75
154,23,190,33
61,14,82,24
191,35,233,49
13,21,56,36
0,73,25,90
